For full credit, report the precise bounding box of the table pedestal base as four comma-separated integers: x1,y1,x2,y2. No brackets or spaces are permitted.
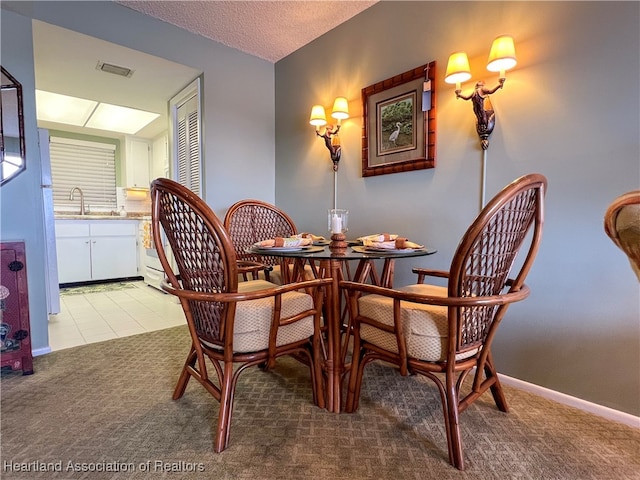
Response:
329,232,347,250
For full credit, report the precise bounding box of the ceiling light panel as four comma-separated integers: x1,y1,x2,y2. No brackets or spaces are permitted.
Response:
84,103,160,134
36,90,97,126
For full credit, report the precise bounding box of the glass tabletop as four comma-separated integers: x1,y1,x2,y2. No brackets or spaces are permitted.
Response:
248,244,437,260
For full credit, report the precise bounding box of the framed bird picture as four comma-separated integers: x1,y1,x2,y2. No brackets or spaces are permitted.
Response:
361,61,437,177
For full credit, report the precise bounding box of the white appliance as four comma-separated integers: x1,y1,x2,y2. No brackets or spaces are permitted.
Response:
140,218,176,292
142,132,176,291
39,128,61,314
144,245,166,291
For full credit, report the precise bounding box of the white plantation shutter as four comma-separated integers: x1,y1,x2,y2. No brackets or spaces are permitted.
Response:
188,108,200,194
170,77,202,196
177,116,187,185
49,137,117,211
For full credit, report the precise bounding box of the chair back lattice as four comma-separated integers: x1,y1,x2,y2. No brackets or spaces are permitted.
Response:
151,178,238,346
449,174,546,352
223,200,298,267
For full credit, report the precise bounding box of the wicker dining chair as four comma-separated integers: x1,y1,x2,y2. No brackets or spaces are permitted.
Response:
223,199,313,284
340,173,547,470
604,190,640,281
150,178,331,453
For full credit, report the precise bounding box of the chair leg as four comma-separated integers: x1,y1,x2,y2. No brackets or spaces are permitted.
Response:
311,340,326,409
485,353,509,412
213,361,236,453
173,347,197,400
344,338,363,412
444,376,465,470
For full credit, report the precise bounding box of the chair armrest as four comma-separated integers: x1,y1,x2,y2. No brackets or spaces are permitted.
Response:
237,260,272,281
162,277,332,304
339,280,530,308
411,267,450,284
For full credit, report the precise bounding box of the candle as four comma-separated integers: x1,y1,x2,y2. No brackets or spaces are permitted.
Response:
331,214,342,234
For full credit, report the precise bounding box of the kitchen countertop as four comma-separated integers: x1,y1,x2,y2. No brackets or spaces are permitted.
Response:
55,213,150,220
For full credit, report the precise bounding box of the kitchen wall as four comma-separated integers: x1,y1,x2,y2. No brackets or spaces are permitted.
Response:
46,128,122,189
275,1,640,416
47,129,153,215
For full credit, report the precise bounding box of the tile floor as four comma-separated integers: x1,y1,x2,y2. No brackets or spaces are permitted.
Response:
48,281,185,352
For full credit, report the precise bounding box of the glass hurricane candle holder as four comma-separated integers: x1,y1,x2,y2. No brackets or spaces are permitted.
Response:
328,209,348,250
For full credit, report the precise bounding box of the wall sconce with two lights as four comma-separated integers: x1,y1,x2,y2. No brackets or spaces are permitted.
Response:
309,97,349,169
309,97,350,249
444,35,517,208
444,35,517,149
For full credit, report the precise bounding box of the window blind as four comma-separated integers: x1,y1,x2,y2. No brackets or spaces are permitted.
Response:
49,137,117,212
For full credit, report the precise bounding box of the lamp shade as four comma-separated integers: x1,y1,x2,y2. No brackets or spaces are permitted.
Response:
331,97,349,120
486,35,517,73
444,52,472,85
309,105,327,127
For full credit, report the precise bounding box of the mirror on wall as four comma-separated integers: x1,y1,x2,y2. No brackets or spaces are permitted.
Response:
1,66,26,185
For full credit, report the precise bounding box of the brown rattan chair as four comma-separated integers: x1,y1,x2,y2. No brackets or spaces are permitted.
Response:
223,199,312,284
604,191,640,281
340,173,547,470
150,178,331,453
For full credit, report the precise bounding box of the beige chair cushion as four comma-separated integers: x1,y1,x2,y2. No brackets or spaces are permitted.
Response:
214,279,315,353
358,283,478,362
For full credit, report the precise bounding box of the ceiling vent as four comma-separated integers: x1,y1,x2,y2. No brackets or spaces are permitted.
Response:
96,61,134,78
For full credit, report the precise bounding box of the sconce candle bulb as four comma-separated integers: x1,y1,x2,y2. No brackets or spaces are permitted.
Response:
486,35,517,80
331,97,349,123
309,104,328,130
444,52,472,93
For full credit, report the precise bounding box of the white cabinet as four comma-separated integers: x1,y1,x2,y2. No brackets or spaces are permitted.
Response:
150,134,169,181
55,220,139,284
124,137,151,188
55,222,92,283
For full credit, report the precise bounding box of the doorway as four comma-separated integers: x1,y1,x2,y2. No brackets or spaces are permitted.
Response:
32,21,202,345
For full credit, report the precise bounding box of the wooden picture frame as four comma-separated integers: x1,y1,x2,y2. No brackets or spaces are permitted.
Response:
362,62,436,177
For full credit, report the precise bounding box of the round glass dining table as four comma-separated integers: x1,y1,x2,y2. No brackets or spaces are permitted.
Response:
248,243,437,412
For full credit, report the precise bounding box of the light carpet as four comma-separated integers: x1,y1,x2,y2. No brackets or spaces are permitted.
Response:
1,326,638,479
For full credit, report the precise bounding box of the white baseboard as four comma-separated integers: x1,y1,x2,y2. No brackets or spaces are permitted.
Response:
500,373,640,429
32,346,52,357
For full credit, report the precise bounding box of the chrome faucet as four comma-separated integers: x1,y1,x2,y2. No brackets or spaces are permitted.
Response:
69,186,86,215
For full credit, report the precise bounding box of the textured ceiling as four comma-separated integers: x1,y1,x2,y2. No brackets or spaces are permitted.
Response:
117,1,378,63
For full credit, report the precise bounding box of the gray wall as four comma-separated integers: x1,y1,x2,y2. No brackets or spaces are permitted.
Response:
275,1,640,415
1,1,276,353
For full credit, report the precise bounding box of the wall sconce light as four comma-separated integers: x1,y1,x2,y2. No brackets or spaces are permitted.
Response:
309,97,349,210
444,35,517,209
309,97,349,170
445,35,516,150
